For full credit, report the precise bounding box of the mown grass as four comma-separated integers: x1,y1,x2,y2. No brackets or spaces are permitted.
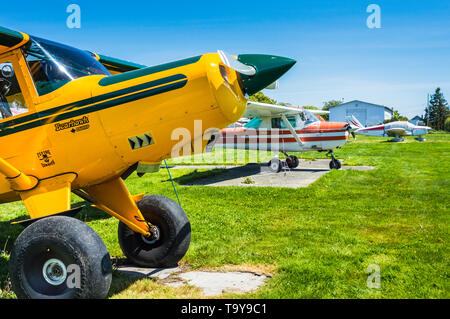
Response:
0,133,449,299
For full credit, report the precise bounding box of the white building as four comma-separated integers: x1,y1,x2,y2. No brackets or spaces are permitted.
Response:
329,100,393,127
409,115,424,126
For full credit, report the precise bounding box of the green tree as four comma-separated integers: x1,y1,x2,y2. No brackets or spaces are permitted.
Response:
248,92,277,104
425,88,449,130
444,117,450,132
322,100,342,111
383,109,408,123
302,105,319,110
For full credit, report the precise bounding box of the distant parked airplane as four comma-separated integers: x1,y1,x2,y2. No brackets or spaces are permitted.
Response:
214,101,351,172
346,115,431,142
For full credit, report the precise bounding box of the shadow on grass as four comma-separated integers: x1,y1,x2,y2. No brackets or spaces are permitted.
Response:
107,257,140,297
107,258,187,298
169,168,228,185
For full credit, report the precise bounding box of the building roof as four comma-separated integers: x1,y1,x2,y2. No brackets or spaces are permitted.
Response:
329,100,393,114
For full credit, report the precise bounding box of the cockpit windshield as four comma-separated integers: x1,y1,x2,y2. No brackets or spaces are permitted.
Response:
301,109,320,125
23,36,110,96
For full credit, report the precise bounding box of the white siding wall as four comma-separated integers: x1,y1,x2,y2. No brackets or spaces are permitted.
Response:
329,101,392,126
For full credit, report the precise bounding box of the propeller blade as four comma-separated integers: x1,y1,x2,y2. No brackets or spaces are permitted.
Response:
218,50,256,76
265,81,279,90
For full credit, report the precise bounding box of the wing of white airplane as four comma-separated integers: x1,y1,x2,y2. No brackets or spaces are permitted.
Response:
244,101,329,118
308,109,330,115
386,127,407,137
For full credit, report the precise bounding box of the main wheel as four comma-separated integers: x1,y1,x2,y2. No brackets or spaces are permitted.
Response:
118,195,191,268
268,158,282,173
9,216,112,299
286,155,299,169
329,159,342,170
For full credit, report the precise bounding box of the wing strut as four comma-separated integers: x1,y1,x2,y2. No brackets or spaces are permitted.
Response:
281,114,304,147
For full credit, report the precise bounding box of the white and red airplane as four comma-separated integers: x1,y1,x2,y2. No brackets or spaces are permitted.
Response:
213,101,351,172
347,115,432,142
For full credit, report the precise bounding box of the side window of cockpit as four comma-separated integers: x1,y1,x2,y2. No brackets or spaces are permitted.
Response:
281,116,297,129
0,62,28,120
271,118,282,129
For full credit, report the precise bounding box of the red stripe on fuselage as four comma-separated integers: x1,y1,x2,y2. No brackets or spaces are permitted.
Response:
220,129,347,136
358,125,385,131
219,135,348,144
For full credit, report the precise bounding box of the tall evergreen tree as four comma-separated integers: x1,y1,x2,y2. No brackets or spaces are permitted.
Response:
425,88,449,130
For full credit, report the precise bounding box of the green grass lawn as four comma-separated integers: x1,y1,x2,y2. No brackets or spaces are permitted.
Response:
1,133,449,298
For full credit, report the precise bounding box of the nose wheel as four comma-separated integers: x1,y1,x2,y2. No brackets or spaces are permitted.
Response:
327,151,341,170
285,155,299,169
414,136,426,142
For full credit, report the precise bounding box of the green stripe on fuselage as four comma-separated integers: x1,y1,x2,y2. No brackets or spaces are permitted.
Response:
0,74,186,130
98,55,202,86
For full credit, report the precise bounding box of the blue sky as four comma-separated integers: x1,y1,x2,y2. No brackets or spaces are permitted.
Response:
2,0,449,117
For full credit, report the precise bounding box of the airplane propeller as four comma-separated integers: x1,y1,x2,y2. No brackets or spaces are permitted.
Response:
217,50,296,95
218,50,256,76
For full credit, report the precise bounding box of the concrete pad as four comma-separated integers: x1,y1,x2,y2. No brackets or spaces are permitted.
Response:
116,265,181,280
168,271,267,296
117,265,268,296
177,160,374,189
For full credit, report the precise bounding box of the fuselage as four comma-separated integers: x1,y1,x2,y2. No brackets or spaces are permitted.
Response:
0,50,247,202
215,121,349,152
0,31,296,204
355,121,431,137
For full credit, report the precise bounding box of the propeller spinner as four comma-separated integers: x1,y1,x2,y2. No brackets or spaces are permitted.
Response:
218,50,296,95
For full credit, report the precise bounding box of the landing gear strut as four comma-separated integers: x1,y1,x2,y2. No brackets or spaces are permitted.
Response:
327,150,341,170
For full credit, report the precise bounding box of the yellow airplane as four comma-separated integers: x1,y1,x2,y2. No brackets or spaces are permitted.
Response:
0,26,295,298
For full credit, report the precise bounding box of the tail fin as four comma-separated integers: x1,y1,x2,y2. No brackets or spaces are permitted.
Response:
345,115,364,130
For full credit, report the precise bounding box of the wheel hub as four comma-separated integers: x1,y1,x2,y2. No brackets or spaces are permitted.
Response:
142,226,160,245
42,258,67,286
